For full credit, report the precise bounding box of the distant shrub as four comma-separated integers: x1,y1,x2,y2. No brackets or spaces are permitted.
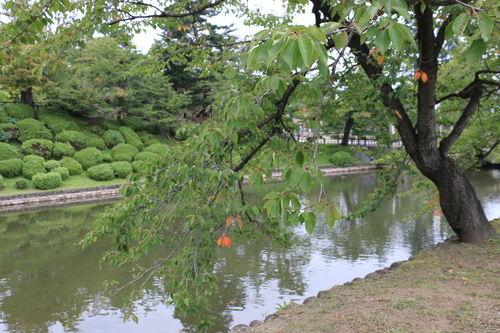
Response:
146,122,161,135
16,118,52,142
121,116,144,131
101,150,113,162
111,161,133,178
0,158,23,178
15,178,29,189
103,129,125,148
0,106,8,123
60,157,83,175
144,143,169,157
87,163,115,181
118,126,143,151
330,151,354,167
5,103,34,120
74,147,103,170
0,142,19,160
0,123,19,142
55,131,89,151
32,171,62,190
21,139,53,159
22,160,46,180
53,142,75,159
38,107,79,134
43,160,61,171
111,143,139,162
134,151,159,162
23,154,45,163
53,166,70,180
0,175,4,190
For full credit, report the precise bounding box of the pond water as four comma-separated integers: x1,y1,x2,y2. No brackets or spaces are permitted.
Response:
0,170,499,333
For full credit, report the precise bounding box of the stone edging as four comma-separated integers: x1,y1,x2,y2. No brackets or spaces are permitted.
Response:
224,237,455,333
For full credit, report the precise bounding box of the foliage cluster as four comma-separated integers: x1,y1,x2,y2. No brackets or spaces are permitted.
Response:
32,171,63,190
37,107,80,134
16,118,52,142
87,163,115,181
0,158,23,178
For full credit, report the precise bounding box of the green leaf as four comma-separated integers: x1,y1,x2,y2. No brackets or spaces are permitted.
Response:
325,205,341,229
299,172,312,192
320,22,343,35
373,29,390,54
333,30,349,49
466,39,485,65
294,149,305,166
290,166,303,186
388,23,404,51
305,25,327,44
390,0,411,21
297,33,314,67
477,11,493,41
310,166,324,183
303,212,316,234
282,38,300,70
452,12,470,36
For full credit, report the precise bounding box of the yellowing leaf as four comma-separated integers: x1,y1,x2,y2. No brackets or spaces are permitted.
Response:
236,216,243,230
395,110,403,119
93,236,97,242
414,71,421,80
377,55,383,64
421,72,428,83
225,216,234,227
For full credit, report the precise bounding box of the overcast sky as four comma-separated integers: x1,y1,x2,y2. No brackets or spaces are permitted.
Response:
131,0,313,53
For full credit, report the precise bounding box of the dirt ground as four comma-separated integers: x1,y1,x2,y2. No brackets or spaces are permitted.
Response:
231,219,500,333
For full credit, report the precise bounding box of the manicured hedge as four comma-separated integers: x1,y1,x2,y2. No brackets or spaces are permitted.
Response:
37,107,79,134
111,143,139,162
43,160,62,171
21,139,53,159
15,178,29,189
32,172,63,190
53,166,70,180
4,103,34,120
329,151,354,167
121,116,144,131
87,163,115,181
103,129,125,148
0,142,19,160
60,157,83,175
0,123,19,142
118,126,143,151
0,158,23,178
144,143,170,157
74,147,103,170
111,161,132,178
102,150,113,162
22,160,46,180
23,154,45,163
55,131,89,151
53,142,75,159
16,118,53,142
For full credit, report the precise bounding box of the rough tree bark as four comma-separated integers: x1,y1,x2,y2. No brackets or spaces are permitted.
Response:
311,0,497,242
341,111,355,146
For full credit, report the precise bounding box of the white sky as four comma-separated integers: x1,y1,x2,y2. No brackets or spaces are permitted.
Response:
131,0,313,53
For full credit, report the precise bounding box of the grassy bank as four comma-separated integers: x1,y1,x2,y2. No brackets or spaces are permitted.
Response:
244,219,500,333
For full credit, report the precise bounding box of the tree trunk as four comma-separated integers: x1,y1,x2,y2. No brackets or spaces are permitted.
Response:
341,113,354,146
20,88,35,109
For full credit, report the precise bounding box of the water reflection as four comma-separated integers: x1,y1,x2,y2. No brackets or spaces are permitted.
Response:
0,170,498,332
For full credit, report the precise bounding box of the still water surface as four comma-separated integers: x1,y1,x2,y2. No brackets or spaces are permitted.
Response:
0,170,499,333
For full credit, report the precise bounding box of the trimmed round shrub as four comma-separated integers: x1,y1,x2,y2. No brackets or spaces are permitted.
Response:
134,151,159,162
15,178,29,189
53,142,75,159
43,160,61,171
87,163,115,181
38,107,79,134
102,150,113,162
23,154,45,163
55,131,89,151
16,118,53,142
0,123,19,142
0,175,4,190
111,143,139,162
0,142,19,160
111,161,133,178
32,171,62,190
330,151,354,167
144,143,169,157
5,103,34,120
21,139,53,159
121,116,144,131
53,166,70,180
74,147,103,170
22,160,46,180
103,129,125,148
60,157,83,175
146,122,161,135
86,135,106,150
0,158,23,178
118,126,143,151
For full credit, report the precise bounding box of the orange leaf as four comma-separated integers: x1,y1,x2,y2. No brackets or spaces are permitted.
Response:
414,72,421,80
217,236,223,246
395,110,403,119
222,236,232,247
377,55,383,64
225,216,234,227
421,72,428,83
237,216,243,230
